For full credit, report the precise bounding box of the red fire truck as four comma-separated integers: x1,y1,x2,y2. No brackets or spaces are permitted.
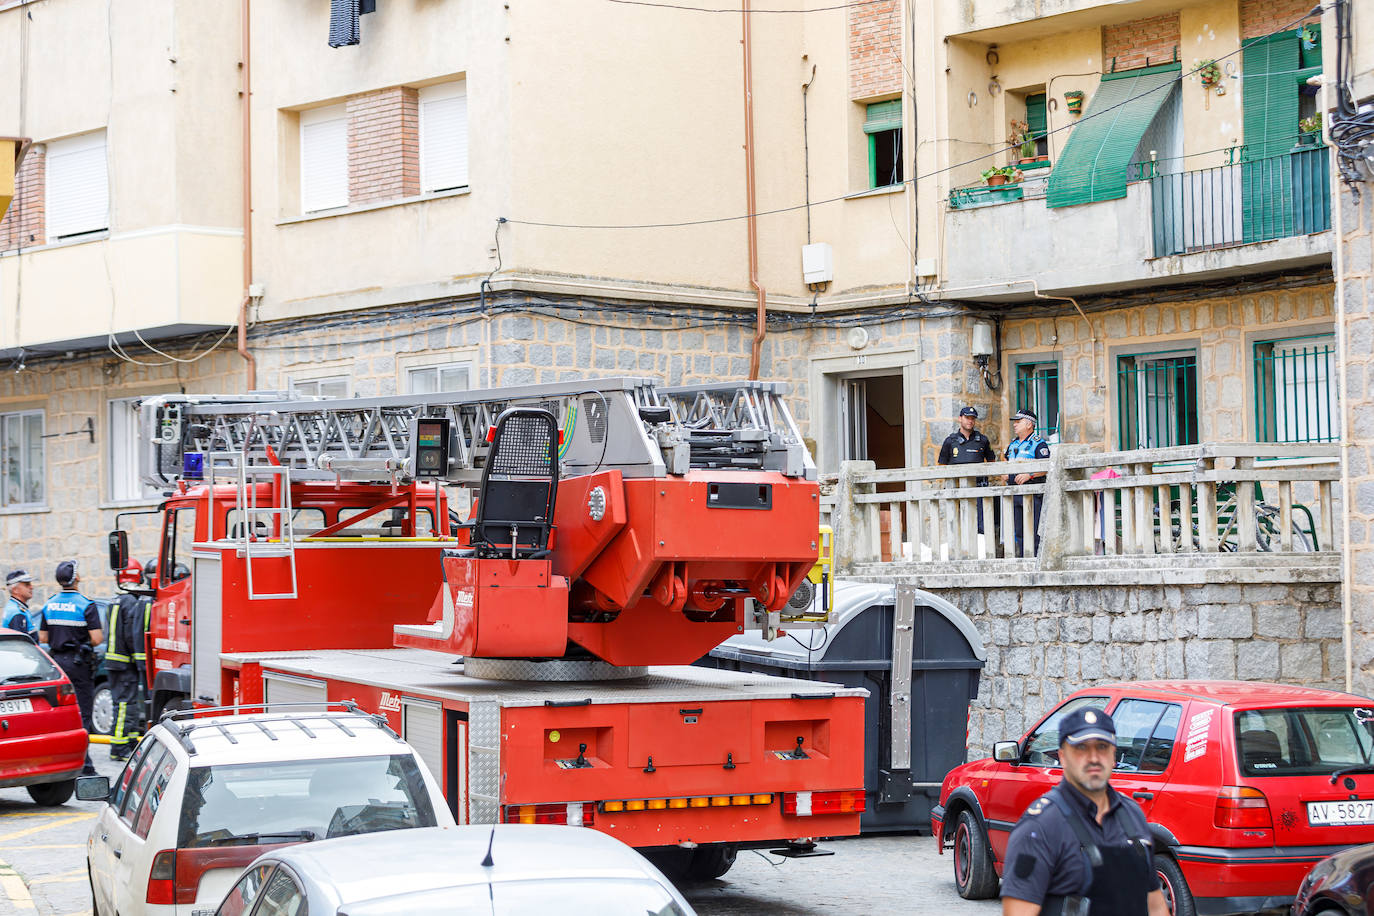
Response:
106,378,863,877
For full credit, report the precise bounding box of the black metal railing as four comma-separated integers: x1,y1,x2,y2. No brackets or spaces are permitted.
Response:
1148,145,1330,257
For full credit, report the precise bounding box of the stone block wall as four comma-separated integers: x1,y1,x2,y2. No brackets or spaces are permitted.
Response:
0,145,44,252
931,580,1343,758
848,0,902,100
1102,13,1181,72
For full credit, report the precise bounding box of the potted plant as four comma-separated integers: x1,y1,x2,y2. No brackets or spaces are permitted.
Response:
1196,59,1222,89
1298,113,1323,147
1009,119,1037,165
1064,90,1085,115
981,165,1019,187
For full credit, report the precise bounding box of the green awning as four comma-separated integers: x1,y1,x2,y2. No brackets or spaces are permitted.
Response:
1046,64,1180,209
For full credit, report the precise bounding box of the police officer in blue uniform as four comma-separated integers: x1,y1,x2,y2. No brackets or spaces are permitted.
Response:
938,406,998,535
1000,708,1167,916
1005,409,1051,557
1,569,36,641
38,560,104,775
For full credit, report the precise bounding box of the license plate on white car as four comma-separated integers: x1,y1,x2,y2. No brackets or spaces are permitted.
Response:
1308,800,1374,825
0,698,33,714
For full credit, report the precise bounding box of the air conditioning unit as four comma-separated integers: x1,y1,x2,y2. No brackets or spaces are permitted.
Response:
802,243,834,285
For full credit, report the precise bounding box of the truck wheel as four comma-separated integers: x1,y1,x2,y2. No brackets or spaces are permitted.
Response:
91,684,114,736
27,780,75,807
151,694,188,724
1154,853,1195,916
685,845,737,880
953,810,998,899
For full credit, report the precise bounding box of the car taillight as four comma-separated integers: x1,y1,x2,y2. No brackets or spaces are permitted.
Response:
781,790,866,816
1214,786,1272,829
502,802,596,826
56,683,76,706
146,850,176,905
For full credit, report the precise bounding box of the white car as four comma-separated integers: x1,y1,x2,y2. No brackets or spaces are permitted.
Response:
81,705,454,916
214,824,696,916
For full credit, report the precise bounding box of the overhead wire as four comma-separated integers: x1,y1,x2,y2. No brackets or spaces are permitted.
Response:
504,4,1334,232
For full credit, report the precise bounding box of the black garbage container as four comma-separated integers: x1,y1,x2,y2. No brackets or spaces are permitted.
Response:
698,581,984,833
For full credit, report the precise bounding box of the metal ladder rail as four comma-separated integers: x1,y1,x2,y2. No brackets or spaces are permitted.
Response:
208,451,298,600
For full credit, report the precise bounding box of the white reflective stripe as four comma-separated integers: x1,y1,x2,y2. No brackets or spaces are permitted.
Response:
796,791,812,816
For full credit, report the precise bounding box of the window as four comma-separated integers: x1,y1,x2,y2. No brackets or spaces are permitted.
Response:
1254,334,1336,443
219,865,277,916
1116,350,1199,449
1111,699,1182,773
407,361,471,394
161,507,197,583
1025,93,1049,159
108,397,158,502
863,100,903,189
255,868,308,916
1234,706,1374,777
119,742,169,828
45,131,109,242
300,104,349,213
1014,361,1061,442
1,410,44,507
419,82,469,193
289,376,349,399
1022,696,1110,766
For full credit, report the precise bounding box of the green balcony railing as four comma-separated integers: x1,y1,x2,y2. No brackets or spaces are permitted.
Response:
1148,145,1330,257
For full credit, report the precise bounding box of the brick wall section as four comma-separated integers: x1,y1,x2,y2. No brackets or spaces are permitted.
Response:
849,0,902,100
0,146,44,252
346,87,419,204
1102,13,1181,72
1240,0,1320,39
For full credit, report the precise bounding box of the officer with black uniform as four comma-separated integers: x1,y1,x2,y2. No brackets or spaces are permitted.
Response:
106,579,151,760
938,406,997,534
1000,708,1168,916
38,560,104,776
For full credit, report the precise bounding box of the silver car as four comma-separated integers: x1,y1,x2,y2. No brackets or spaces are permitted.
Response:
215,824,697,916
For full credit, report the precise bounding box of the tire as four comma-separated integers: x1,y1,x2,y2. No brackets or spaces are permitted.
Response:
152,693,188,724
1153,852,1196,916
953,810,999,899
684,844,737,880
91,684,114,736
27,779,75,807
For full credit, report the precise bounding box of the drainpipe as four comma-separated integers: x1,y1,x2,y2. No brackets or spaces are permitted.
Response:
1328,80,1354,691
238,0,257,391
742,0,766,380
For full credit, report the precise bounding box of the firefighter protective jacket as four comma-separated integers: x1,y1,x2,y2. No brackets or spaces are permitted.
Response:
106,594,149,669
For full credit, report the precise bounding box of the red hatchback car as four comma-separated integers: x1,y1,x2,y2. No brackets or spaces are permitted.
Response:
932,681,1374,916
0,628,88,805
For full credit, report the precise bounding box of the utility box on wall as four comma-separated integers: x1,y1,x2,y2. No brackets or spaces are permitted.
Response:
802,242,834,284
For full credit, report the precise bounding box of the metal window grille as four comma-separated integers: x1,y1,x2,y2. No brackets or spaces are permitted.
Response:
1014,362,1061,441
1116,354,1199,450
1253,336,1337,443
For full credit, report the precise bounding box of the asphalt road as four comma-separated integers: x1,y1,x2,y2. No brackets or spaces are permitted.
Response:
0,745,998,916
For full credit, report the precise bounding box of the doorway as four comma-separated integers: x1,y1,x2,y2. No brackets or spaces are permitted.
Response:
839,373,906,469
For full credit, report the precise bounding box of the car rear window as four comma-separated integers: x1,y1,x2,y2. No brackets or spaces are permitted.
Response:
1234,707,1374,777
0,639,60,684
341,878,687,916
178,754,438,848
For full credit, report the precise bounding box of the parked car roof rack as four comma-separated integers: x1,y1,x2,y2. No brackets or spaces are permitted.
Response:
158,701,401,756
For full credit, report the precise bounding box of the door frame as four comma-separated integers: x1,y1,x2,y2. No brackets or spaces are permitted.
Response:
810,347,924,476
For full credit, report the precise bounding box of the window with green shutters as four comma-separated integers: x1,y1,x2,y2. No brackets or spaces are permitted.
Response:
864,100,903,189
1241,29,1322,242
1116,351,1199,450
1253,334,1336,443
1025,93,1049,158
1046,64,1180,209
1015,361,1060,441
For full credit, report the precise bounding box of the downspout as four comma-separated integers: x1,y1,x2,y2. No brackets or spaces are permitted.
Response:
1328,78,1354,691
743,0,766,380
238,0,257,391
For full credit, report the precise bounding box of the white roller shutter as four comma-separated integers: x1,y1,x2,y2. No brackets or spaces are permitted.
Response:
300,104,348,212
190,556,223,704
263,673,326,709
419,82,468,192
46,131,109,241
402,699,444,787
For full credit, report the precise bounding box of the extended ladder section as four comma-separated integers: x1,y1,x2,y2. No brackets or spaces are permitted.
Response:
136,377,815,489
205,449,299,600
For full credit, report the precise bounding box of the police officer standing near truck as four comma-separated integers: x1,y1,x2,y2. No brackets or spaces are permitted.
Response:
999,708,1168,916
937,407,997,536
38,560,104,775
106,580,151,760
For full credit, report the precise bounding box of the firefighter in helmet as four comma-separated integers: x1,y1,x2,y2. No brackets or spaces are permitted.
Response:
107,561,151,761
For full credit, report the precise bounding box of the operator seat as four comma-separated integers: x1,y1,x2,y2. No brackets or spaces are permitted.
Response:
466,407,560,559
1239,728,1285,769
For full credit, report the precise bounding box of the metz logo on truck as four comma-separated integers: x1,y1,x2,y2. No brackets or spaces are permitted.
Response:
378,692,403,712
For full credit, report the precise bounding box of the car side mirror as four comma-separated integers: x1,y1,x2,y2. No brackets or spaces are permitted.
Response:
76,775,111,802
107,530,129,573
993,741,1020,763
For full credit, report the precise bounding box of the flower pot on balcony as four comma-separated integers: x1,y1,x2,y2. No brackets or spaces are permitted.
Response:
986,174,1009,186
1065,91,1085,115
1036,154,1049,162
1296,132,1321,149
1017,157,1038,166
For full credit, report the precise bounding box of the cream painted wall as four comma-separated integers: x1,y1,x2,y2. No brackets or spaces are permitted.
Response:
1179,0,1242,167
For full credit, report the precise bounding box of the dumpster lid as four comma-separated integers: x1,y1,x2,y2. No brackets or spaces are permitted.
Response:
709,580,985,664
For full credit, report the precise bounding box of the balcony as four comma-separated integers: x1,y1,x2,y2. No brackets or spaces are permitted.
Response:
822,443,1340,588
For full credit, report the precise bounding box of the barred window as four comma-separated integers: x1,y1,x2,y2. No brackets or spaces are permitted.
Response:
1116,351,1199,450
1014,361,1060,442
1253,334,1336,443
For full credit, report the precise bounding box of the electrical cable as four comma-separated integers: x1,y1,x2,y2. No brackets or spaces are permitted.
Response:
504,5,1334,232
